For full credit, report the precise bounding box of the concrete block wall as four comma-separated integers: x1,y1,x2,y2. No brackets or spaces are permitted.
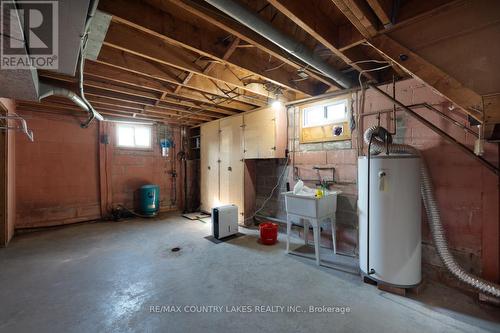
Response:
254,78,500,285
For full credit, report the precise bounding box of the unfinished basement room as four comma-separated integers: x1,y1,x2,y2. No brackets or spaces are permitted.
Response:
1,0,500,332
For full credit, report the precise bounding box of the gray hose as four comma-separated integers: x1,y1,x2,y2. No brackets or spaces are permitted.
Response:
364,126,500,297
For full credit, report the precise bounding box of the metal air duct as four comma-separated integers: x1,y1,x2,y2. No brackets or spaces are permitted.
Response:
203,0,354,89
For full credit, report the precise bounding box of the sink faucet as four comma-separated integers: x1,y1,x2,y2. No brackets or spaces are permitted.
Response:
312,166,335,188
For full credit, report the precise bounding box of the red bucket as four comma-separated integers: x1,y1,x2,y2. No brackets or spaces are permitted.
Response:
259,222,278,245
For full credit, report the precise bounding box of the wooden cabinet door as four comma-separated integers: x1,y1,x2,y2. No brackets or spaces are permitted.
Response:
243,107,276,159
219,115,244,222
200,121,220,213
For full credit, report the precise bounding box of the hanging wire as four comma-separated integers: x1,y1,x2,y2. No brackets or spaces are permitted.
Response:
265,62,286,72
349,60,392,65
355,63,394,154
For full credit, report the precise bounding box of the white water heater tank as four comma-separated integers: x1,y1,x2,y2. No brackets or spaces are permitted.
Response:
358,154,421,287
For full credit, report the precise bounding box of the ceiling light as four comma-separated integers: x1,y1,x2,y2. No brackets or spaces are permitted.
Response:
271,100,282,110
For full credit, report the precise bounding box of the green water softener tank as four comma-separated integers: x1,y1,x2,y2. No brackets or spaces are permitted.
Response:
139,185,160,216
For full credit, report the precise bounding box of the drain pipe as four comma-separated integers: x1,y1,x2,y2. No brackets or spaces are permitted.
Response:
203,0,354,89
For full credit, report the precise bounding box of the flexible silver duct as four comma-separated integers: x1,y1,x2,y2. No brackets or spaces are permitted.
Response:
364,126,500,297
39,82,91,112
38,81,103,127
37,0,103,128
78,0,104,128
203,0,354,89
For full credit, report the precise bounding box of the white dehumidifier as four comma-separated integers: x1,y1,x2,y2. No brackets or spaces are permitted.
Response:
211,205,238,239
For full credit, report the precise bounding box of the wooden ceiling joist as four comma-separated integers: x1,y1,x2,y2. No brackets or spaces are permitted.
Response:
84,86,237,119
85,89,227,121
35,74,215,124
85,95,145,112
98,0,325,97
83,60,252,114
266,0,378,82
101,26,268,109
103,24,266,101
164,0,339,90
18,100,202,126
366,0,393,27
95,47,253,111
369,34,483,119
40,68,239,120
330,0,379,38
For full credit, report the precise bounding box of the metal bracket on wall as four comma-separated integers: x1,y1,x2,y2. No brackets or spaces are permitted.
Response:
0,113,34,141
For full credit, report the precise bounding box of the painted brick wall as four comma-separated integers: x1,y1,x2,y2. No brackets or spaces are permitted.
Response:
0,98,16,245
254,78,499,284
15,109,184,228
15,110,101,228
104,123,182,212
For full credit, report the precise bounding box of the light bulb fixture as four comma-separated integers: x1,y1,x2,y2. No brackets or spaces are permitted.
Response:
271,100,283,110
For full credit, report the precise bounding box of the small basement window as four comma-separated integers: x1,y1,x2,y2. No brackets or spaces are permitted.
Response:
299,96,351,143
302,99,348,128
116,123,152,149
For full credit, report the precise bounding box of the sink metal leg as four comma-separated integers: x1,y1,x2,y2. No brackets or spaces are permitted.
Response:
330,215,337,254
303,219,308,245
312,221,320,266
286,215,291,253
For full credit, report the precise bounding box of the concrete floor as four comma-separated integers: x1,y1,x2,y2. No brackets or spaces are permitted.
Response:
1,213,499,333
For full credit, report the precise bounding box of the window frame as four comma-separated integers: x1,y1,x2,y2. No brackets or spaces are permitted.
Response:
301,98,349,128
299,95,352,144
115,123,153,150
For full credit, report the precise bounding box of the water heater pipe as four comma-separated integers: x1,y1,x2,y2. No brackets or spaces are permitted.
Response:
364,126,500,298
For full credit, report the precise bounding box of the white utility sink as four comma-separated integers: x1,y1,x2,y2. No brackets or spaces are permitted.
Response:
283,190,342,263
283,190,341,219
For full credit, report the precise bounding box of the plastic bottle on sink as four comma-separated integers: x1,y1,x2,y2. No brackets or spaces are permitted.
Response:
293,180,304,194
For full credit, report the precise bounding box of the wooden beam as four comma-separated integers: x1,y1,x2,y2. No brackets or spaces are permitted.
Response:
99,0,323,96
54,76,243,121
267,0,377,82
84,90,224,120
144,105,217,122
84,87,237,118
85,90,156,107
366,0,393,27
163,0,336,90
39,72,161,102
85,88,232,120
84,60,248,114
96,46,257,111
84,78,161,100
36,76,215,124
18,100,201,125
102,24,268,106
369,34,483,120
330,0,379,38
175,37,240,94
84,60,174,92
86,95,145,111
